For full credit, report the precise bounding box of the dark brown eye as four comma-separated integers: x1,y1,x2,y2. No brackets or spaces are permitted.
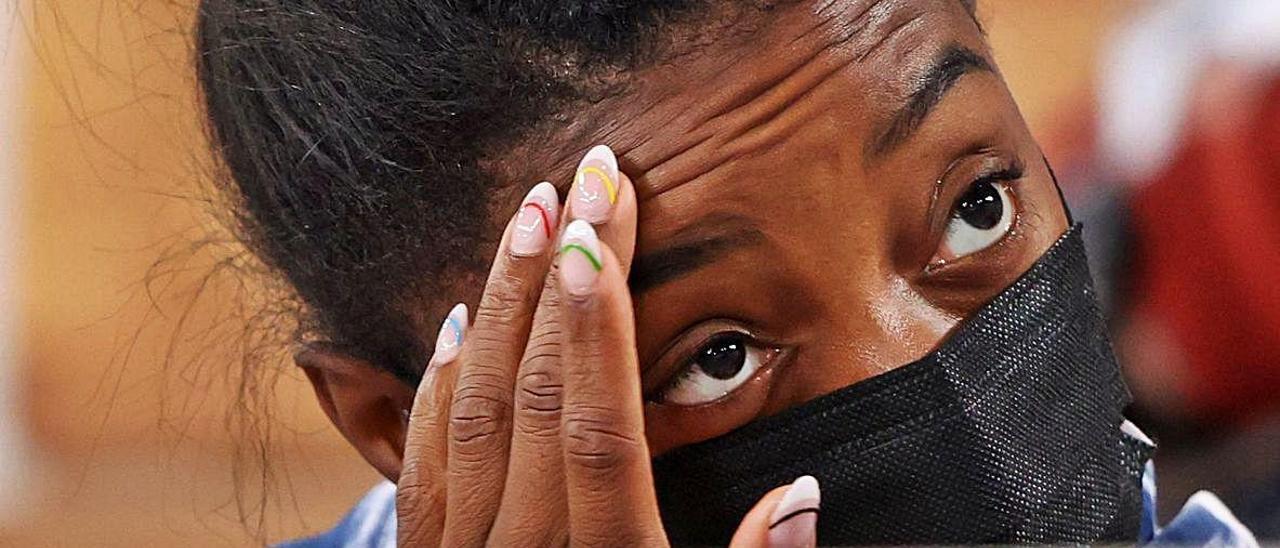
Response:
658,333,773,406
956,180,1004,230
695,335,747,380
936,179,1016,262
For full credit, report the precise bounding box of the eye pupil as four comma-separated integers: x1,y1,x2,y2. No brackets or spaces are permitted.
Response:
956,180,1003,230
695,335,747,380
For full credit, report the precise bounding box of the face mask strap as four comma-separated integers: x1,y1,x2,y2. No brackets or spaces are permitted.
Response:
1043,154,1075,225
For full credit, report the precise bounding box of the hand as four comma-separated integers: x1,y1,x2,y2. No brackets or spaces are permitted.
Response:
395,145,820,547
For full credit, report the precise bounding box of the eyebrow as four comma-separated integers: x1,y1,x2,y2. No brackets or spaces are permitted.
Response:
628,213,767,295
866,44,994,160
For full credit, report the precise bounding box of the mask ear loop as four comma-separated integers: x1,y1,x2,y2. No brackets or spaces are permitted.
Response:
1043,155,1075,225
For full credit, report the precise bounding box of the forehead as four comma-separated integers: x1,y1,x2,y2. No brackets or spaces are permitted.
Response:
487,0,992,265
521,0,986,191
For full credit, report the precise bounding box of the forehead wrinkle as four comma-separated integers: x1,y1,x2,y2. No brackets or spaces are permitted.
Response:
704,0,889,124
612,0,950,203
854,2,929,63
494,1,969,208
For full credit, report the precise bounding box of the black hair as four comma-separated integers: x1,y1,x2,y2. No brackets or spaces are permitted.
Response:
196,0,720,380
196,0,981,381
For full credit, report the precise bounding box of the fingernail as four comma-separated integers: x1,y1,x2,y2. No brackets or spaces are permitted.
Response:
432,303,468,365
768,475,820,548
571,144,619,224
558,219,602,298
511,181,560,257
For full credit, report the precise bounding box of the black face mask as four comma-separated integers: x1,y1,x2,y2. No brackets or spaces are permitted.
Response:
652,225,1153,545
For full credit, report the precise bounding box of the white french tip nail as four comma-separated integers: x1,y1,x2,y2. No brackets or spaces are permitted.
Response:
432,302,468,365
768,475,820,548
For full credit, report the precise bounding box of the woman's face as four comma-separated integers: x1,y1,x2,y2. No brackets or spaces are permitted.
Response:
491,0,1069,456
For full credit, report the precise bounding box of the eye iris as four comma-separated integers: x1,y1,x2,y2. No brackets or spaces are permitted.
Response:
695,336,746,380
956,180,1003,230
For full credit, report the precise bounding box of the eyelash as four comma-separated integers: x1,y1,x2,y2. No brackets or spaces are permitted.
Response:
968,161,1024,194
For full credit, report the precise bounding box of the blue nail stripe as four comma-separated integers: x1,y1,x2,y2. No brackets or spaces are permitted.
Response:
446,316,464,345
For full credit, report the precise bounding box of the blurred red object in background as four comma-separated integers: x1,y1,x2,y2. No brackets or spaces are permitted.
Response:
1127,71,1280,427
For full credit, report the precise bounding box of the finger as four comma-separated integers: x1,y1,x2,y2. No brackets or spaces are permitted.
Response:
442,182,562,547
568,145,637,273
488,271,571,547
397,304,468,546
556,221,665,546
728,483,790,548
595,170,637,274
491,146,639,545
729,476,821,548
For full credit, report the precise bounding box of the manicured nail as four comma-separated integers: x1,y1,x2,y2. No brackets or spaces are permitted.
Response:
432,303,468,365
511,181,560,257
571,144,619,224
558,219,603,298
768,475,820,548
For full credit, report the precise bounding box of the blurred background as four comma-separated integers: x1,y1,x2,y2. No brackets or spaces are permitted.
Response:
0,0,1277,545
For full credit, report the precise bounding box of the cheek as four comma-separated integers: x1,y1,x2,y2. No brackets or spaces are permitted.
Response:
868,276,962,362
763,282,960,417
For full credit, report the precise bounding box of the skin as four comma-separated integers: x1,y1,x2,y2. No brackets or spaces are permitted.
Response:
296,0,1071,545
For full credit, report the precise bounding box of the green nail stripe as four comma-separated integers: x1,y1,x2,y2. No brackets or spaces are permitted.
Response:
560,243,603,271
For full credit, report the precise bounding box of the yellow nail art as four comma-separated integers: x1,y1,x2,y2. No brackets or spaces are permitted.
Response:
577,166,618,204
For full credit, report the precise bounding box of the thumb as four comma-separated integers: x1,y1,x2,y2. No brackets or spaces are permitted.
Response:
729,476,821,548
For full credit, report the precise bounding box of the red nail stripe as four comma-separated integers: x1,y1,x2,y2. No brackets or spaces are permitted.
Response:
524,202,553,239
